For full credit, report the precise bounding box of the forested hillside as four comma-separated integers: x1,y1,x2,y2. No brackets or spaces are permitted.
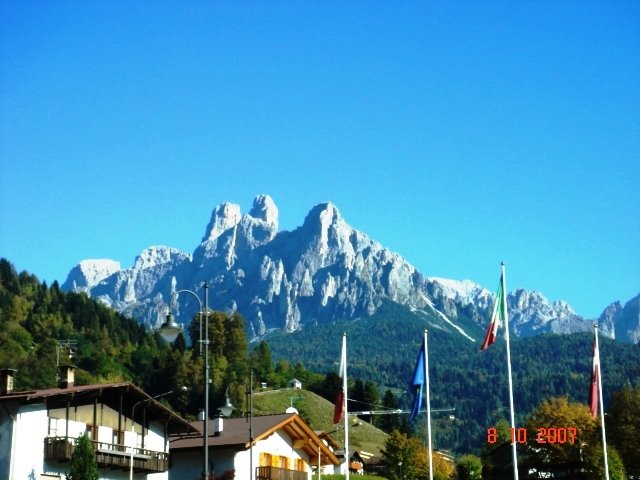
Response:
263,301,640,452
2,258,638,456
0,258,169,390
0,259,250,418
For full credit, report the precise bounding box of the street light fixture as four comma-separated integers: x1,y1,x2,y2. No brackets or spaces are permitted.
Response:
129,387,187,480
221,372,254,480
218,390,235,418
158,281,211,480
158,312,182,343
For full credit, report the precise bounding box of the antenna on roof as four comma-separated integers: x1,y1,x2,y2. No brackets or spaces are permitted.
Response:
56,339,78,382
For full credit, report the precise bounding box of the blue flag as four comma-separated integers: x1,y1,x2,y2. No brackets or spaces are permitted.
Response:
409,342,425,422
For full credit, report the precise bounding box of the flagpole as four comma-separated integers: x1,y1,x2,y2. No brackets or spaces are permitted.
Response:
501,263,519,480
594,324,610,480
342,332,349,480
424,330,433,480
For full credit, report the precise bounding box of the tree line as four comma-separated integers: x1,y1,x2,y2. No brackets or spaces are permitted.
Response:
2,258,639,465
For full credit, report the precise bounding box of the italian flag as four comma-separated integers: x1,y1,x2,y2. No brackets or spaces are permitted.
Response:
333,334,347,424
589,339,599,417
481,273,506,351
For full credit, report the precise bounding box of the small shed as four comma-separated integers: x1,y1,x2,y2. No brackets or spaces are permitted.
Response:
288,378,302,389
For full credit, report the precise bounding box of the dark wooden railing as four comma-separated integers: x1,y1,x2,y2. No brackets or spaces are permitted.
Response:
44,436,168,473
256,466,307,480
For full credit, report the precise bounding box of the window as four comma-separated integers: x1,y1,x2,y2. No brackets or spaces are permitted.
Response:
260,453,272,467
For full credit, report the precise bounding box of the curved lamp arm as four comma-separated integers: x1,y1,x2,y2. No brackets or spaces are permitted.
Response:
158,288,205,345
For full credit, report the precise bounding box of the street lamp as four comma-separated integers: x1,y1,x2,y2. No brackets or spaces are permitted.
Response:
129,387,186,480
221,371,254,480
158,312,182,343
158,281,211,480
218,389,235,418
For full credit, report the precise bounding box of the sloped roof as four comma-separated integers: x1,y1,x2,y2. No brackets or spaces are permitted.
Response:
170,413,339,466
0,382,196,434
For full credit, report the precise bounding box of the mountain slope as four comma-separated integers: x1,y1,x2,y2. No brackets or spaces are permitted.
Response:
260,301,640,453
61,195,639,343
251,387,388,457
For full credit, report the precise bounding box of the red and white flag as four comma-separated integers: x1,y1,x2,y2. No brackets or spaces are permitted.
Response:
481,272,506,351
589,339,599,417
333,334,347,424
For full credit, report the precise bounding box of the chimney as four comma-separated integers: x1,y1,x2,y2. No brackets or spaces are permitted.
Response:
214,416,223,436
58,365,76,389
1,368,17,395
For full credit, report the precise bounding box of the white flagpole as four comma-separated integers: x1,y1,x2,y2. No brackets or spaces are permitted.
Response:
594,324,610,480
342,333,349,480
424,330,433,480
501,263,519,480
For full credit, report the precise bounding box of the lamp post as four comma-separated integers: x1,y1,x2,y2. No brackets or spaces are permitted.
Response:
221,371,254,480
129,388,186,480
159,281,211,480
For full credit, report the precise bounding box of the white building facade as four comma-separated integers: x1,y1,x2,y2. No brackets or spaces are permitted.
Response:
0,368,195,480
170,413,339,480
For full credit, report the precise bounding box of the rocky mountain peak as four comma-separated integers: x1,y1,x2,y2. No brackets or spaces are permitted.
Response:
60,195,638,343
133,246,189,270
248,194,278,228
61,259,121,293
616,294,640,343
302,202,342,230
202,202,242,242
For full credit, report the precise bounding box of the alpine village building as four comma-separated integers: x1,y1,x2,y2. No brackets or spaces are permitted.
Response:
0,367,341,480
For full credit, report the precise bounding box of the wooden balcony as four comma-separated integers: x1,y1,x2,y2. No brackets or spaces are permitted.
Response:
256,466,307,480
44,436,168,473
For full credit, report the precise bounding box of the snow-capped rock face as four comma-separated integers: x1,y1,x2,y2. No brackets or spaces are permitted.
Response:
507,289,591,336
598,301,622,339
61,259,121,294
615,294,640,343
76,246,191,327
61,194,637,343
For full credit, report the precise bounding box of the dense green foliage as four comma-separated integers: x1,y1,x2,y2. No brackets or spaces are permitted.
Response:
264,301,640,453
607,385,640,477
2,258,639,468
0,258,169,391
66,434,99,480
0,259,249,420
494,396,630,479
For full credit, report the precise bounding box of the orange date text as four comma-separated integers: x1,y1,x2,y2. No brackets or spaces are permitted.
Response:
486,427,577,444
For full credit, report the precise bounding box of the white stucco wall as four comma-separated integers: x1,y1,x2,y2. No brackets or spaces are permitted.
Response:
10,402,48,480
170,430,314,480
3,401,170,480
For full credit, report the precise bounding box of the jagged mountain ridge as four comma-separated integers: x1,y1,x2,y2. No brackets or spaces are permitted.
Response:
61,195,639,343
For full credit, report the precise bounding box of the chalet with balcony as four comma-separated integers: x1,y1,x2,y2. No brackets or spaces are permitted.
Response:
0,367,196,480
169,412,340,479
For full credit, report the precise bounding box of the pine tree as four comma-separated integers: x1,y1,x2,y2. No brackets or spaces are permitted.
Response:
67,434,99,480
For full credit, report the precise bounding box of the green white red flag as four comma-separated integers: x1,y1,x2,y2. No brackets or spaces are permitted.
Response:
589,339,599,417
481,272,506,350
333,334,347,424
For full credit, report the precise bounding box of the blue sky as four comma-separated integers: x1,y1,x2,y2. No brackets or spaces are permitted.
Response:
1,1,638,318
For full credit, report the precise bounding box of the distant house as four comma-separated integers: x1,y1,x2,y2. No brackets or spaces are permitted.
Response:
288,379,302,390
170,413,339,479
0,367,196,480
333,449,368,476
315,430,341,475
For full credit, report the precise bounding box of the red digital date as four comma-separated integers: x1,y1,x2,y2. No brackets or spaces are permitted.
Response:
486,427,577,444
